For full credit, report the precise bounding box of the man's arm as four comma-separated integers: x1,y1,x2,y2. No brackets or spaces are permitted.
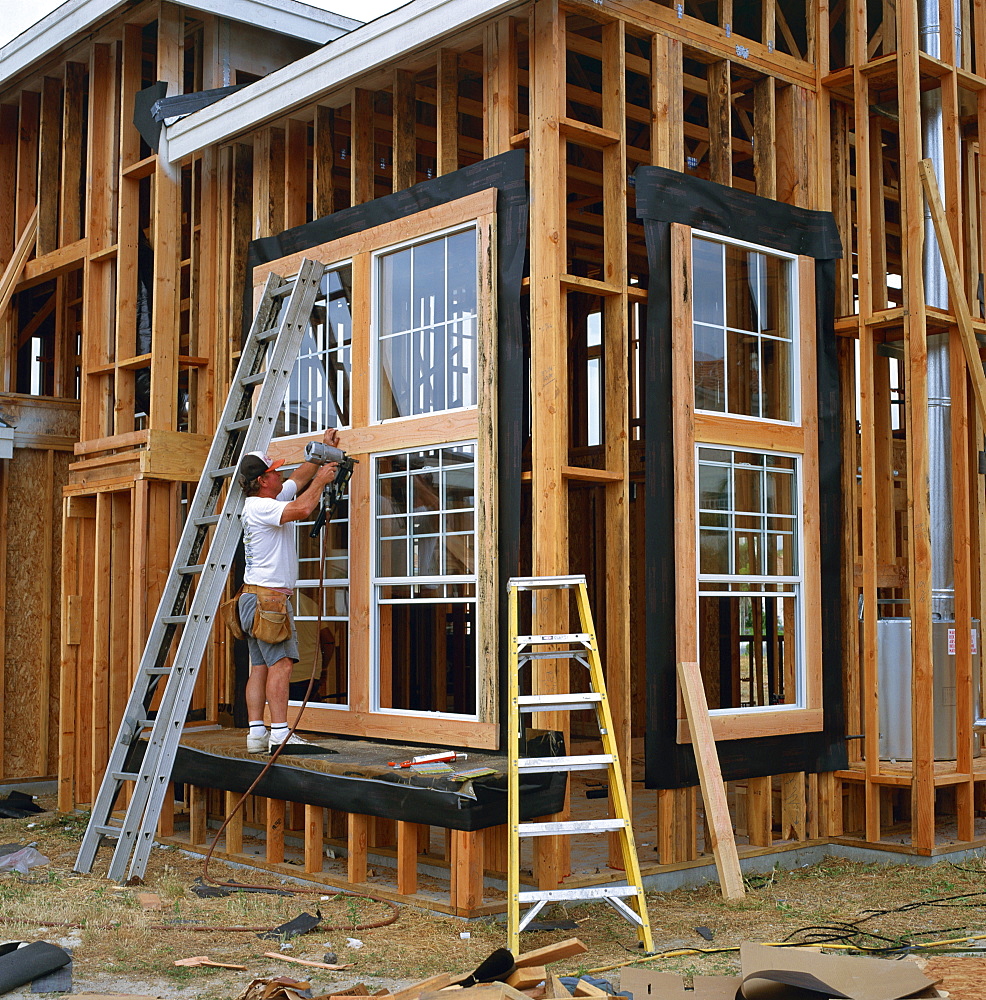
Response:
286,427,341,492
279,460,339,524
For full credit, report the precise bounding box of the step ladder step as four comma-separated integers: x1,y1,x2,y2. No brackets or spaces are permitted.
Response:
518,693,602,709
515,633,591,646
517,754,614,773
519,885,640,903
518,818,626,837
518,651,590,665
509,575,586,589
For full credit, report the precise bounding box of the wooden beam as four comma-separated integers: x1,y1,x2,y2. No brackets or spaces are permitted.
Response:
38,76,62,258
706,60,731,186
313,106,335,218
0,208,39,324
676,661,744,898
350,89,375,205
484,18,516,158
436,49,459,175
61,62,88,247
392,69,417,192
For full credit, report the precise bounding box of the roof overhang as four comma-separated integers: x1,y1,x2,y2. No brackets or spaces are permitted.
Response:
0,0,361,90
165,0,527,164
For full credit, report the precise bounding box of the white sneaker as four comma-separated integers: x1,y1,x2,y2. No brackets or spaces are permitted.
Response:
268,731,319,751
246,730,270,753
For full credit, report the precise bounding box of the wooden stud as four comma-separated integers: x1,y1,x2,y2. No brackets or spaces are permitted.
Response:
351,89,375,205
397,820,419,894
651,33,683,171
38,76,62,258
348,812,368,883
189,785,207,845
285,119,308,229
746,775,772,847
484,18,517,158
61,62,87,247
266,798,285,863
752,77,776,199
392,69,417,192
225,790,243,854
16,91,39,242
436,50,459,175
450,828,484,913
314,106,335,218
305,804,324,873
780,772,806,841
706,61,731,187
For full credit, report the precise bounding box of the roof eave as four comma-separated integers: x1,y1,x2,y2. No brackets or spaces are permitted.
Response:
166,0,526,164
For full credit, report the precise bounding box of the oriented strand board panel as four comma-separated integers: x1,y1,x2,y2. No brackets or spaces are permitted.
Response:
2,446,68,779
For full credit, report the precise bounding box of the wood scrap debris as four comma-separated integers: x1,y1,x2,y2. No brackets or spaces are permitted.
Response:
262,951,355,970
237,975,312,1000
173,955,247,969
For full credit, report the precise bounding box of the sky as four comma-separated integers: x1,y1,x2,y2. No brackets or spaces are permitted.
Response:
0,0,408,49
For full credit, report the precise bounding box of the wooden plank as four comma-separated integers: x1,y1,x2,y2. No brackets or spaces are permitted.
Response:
38,76,62,258
436,50,459,175
752,77,776,199
348,812,369,882
285,119,308,229
601,17,630,868
305,804,324,873
397,820,419,895
267,798,286,863
61,62,87,246
91,492,111,796
350,89,375,205
651,33,683,171
484,18,517,158
776,83,809,207
314,105,336,218
450,828,483,914
514,939,587,968
225,790,243,854
57,501,79,807
109,492,131,745
189,785,207,846
529,0,570,888
897,0,936,851
0,208,38,325
706,60,731,187
392,69,417,192
676,662,744,898
746,775,772,846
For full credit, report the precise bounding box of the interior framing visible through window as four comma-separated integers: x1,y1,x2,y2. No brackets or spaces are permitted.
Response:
671,222,823,743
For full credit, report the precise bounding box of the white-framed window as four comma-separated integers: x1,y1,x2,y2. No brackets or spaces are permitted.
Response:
691,231,799,423
373,224,478,421
371,442,478,717
696,446,804,711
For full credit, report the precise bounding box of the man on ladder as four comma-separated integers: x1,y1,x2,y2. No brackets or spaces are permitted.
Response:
235,427,342,754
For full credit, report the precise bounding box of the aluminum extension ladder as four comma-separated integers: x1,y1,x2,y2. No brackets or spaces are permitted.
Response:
506,575,654,954
75,258,324,882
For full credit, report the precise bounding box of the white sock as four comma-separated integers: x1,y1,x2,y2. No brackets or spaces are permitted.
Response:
270,723,289,743
249,721,267,737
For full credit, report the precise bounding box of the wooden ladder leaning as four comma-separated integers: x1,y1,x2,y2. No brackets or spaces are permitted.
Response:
506,574,655,955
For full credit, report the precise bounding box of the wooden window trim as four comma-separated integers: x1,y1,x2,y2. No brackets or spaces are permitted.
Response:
672,224,823,743
256,190,499,749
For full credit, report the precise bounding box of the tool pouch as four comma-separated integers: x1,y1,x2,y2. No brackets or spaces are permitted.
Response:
220,591,245,640
251,592,291,644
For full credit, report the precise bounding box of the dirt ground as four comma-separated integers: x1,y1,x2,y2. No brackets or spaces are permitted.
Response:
2,796,986,998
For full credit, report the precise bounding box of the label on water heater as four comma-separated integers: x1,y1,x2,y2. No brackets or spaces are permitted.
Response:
948,628,956,654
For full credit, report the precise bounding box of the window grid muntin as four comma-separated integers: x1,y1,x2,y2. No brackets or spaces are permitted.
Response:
372,222,479,422
278,263,353,436
696,444,807,711
691,230,799,423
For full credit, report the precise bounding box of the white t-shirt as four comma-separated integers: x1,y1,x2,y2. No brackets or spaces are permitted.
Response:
242,480,299,590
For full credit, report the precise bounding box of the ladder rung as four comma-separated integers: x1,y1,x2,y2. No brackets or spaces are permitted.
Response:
515,633,591,646
269,282,295,299
92,825,122,838
177,564,204,575
519,650,590,664
145,666,171,676
212,466,236,479
111,771,141,783
224,418,252,432
518,754,613,773
161,615,188,624
193,515,220,527
518,818,626,837
509,575,585,589
519,885,640,903
517,693,602,709
240,371,267,387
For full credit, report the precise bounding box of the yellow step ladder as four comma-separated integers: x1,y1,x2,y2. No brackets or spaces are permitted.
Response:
506,574,654,954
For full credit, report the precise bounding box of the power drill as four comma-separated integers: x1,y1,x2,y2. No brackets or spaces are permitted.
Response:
304,440,357,537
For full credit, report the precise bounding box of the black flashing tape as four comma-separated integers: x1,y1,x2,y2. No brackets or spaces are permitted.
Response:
151,85,247,122
638,169,846,789
0,942,71,995
634,165,843,260
244,151,528,751
131,739,564,833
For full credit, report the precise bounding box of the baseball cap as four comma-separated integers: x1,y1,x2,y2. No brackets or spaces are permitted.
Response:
238,450,285,485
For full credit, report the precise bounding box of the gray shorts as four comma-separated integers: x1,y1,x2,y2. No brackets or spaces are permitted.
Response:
239,592,300,667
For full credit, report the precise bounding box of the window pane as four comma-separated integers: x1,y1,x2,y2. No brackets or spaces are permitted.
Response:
692,238,724,324
376,227,478,420
377,602,476,714
761,337,792,421
694,324,725,412
700,529,729,574
725,245,759,333
698,593,798,709
726,330,760,417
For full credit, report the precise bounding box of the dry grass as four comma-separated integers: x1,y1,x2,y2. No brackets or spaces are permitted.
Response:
2,799,986,998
